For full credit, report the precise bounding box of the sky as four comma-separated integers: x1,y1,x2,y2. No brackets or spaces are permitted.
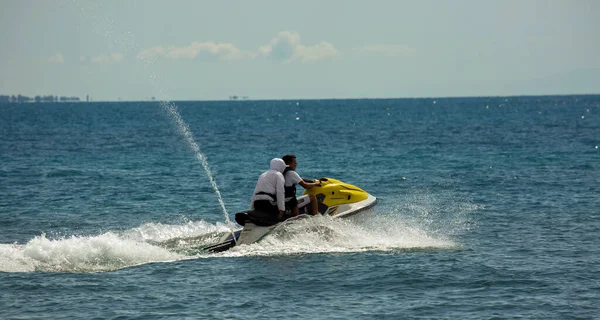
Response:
1,0,599,101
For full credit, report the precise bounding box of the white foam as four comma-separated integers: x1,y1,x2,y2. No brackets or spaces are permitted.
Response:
0,244,37,272
215,214,458,258
0,219,240,273
123,220,234,243
0,192,479,271
3,233,181,273
0,216,452,271
214,191,479,258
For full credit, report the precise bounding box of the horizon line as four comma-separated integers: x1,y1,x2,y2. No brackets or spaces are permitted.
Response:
2,92,600,104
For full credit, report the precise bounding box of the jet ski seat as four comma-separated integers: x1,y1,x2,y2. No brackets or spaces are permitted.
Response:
235,210,280,227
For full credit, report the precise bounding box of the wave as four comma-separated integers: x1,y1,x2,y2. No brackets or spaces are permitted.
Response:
0,220,234,273
45,168,87,178
218,214,458,258
0,195,478,273
0,233,179,273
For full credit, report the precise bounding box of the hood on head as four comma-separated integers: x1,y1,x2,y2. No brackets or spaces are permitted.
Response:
270,158,286,173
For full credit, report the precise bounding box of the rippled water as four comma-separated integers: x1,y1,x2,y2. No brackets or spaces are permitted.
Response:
1,96,599,319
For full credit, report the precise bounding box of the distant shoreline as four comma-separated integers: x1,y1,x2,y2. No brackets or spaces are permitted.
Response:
1,93,599,104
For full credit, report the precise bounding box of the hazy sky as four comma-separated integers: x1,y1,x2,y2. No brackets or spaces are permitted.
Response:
1,0,599,100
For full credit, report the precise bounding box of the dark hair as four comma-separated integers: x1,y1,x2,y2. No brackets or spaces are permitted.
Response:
282,154,296,165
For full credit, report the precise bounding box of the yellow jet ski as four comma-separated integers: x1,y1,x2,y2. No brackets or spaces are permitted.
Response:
205,178,377,253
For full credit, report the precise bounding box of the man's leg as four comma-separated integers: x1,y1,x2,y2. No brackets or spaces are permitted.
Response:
309,194,319,215
285,197,299,217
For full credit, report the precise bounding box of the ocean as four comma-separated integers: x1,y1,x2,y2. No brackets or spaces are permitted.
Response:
1,96,599,319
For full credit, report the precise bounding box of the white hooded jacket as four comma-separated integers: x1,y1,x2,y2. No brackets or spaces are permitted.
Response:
250,158,286,211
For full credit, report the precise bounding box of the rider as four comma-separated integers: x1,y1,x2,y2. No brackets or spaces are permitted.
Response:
282,154,322,216
250,158,286,220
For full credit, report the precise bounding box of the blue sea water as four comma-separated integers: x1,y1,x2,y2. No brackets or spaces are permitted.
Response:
0,96,599,319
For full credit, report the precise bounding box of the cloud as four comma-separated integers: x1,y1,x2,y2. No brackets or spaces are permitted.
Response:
91,53,125,64
355,45,416,57
135,32,339,64
258,31,301,61
136,46,165,60
296,42,338,63
48,53,64,64
137,42,243,61
258,31,338,63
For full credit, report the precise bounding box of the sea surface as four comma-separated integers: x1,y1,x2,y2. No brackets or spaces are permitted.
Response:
1,96,599,319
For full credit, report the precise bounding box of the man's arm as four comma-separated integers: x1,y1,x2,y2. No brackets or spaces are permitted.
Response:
299,179,321,189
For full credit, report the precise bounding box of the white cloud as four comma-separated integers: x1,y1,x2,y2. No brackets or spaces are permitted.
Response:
91,53,125,64
258,31,338,63
296,42,338,63
355,45,416,57
258,31,302,62
137,42,243,61
135,32,338,64
48,53,64,64
136,46,166,60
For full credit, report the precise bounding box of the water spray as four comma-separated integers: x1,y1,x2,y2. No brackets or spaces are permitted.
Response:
72,1,235,235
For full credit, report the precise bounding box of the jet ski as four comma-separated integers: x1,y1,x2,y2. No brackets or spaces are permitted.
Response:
204,178,377,253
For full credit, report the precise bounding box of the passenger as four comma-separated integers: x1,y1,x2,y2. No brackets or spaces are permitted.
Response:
250,158,286,220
